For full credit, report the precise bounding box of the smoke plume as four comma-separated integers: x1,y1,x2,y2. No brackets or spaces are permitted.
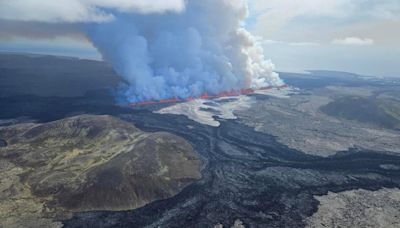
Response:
86,0,283,102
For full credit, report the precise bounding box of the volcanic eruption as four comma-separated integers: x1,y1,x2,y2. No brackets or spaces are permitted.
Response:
86,0,284,103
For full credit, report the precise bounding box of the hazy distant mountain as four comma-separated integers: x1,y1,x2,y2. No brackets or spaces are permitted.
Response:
0,53,122,97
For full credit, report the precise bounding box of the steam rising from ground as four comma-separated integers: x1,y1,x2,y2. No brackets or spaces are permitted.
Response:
156,87,294,127
86,0,283,102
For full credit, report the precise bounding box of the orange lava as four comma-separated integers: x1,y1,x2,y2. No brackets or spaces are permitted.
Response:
129,84,288,106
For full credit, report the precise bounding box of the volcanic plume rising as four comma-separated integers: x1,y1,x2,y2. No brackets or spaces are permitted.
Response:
86,0,283,102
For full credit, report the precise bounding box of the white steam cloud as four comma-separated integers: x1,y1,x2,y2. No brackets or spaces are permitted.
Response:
0,0,283,102
333,37,374,46
87,0,283,102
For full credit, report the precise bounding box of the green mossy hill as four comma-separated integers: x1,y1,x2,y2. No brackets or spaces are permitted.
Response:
0,115,201,227
321,96,400,130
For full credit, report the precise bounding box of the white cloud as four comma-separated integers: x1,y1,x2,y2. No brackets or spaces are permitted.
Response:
0,0,185,23
247,0,400,43
248,0,350,36
332,37,374,46
289,42,320,46
263,40,320,46
248,0,400,26
263,40,285,45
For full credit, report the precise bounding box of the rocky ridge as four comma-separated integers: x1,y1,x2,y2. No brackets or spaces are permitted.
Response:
0,115,201,227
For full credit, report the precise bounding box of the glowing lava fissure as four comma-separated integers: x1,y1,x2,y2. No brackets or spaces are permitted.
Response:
129,84,289,106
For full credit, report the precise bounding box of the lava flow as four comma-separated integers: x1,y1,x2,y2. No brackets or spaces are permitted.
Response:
129,84,289,107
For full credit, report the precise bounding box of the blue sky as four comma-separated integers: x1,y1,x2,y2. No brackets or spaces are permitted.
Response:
0,0,399,77
246,0,400,77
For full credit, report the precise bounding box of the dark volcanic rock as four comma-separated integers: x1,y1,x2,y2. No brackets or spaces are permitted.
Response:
63,112,400,228
0,139,6,147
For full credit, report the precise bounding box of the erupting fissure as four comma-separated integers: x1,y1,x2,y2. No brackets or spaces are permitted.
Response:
129,84,289,106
